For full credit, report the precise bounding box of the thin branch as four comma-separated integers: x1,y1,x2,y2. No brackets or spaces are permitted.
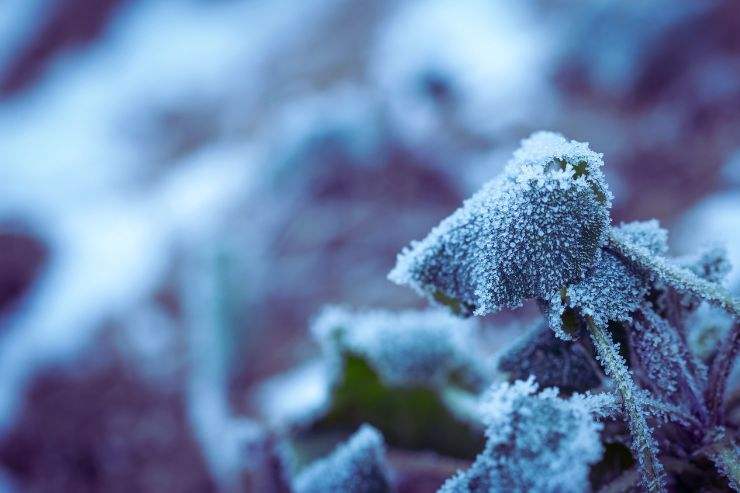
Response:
587,318,667,493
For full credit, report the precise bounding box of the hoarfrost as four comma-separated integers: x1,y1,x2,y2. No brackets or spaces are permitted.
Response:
312,306,489,390
439,378,606,493
293,424,393,493
389,132,612,317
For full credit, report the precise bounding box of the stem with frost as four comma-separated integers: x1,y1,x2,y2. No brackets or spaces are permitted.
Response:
608,231,740,318
587,318,667,493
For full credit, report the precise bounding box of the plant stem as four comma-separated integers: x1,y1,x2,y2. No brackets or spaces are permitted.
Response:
706,321,740,427
587,318,667,493
608,231,740,318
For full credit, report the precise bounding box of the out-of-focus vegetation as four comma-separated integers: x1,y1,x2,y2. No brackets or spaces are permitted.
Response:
1,1,740,492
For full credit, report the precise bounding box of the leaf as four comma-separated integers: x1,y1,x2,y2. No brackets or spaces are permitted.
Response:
389,132,612,316
312,306,490,391
293,424,394,493
309,305,490,458
439,378,608,493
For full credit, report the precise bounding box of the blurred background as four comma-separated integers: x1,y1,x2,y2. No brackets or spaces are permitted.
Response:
1,0,739,491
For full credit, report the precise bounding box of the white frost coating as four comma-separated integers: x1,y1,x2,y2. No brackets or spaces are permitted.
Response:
614,220,669,257
312,306,489,390
566,250,648,328
440,378,606,493
389,131,612,317
609,228,740,317
293,424,393,493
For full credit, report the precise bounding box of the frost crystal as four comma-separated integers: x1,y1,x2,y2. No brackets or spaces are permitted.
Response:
312,306,489,390
293,424,393,493
389,132,612,316
439,378,606,493
496,322,601,393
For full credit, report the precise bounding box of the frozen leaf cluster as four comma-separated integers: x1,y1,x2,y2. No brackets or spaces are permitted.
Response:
439,378,607,493
312,306,489,390
389,132,612,316
496,322,601,393
293,424,393,493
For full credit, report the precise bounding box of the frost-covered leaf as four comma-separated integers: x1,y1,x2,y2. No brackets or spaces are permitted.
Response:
389,132,612,316
312,306,490,390
496,321,601,394
308,307,487,458
293,424,393,493
613,220,669,257
439,378,607,493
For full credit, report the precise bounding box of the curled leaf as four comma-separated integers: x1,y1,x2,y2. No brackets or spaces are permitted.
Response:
389,132,612,316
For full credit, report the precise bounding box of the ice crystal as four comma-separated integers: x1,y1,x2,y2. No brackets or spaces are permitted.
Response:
293,424,393,493
389,132,612,316
439,378,606,493
496,322,601,393
587,320,666,492
312,306,489,390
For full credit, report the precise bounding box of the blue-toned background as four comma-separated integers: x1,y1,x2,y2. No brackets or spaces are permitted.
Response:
1,0,739,491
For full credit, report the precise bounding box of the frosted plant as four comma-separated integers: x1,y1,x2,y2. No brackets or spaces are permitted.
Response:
312,306,489,391
390,132,740,492
306,306,490,458
439,378,611,493
389,131,612,317
292,424,393,493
